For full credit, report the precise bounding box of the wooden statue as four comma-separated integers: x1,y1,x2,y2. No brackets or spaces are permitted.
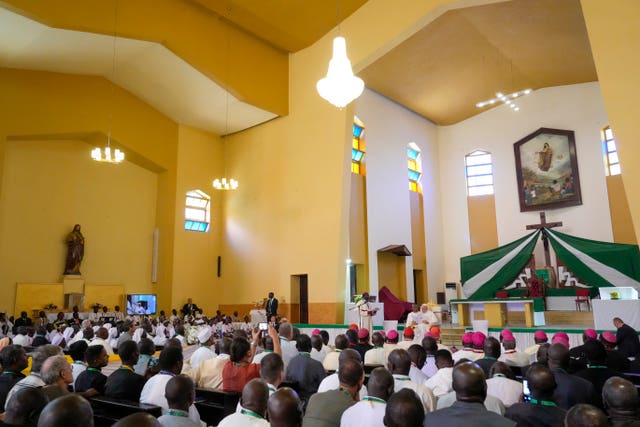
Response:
64,224,84,275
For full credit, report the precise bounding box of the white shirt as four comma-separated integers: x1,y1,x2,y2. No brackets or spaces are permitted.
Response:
252,349,273,365
436,392,506,415
392,374,436,412
452,348,479,363
140,373,201,424
317,373,368,399
310,348,325,363
194,354,230,389
218,410,269,427
383,343,398,363
406,311,421,327
90,337,114,355
189,346,216,370
500,349,530,367
486,376,523,407
424,367,453,397
420,356,438,378
12,334,30,346
397,340,414,350
340,397,386,427
71,361,87,389
322,350,341,371
409,365,428,385
5,374,44,407
279,337,299,366
364,347,386,366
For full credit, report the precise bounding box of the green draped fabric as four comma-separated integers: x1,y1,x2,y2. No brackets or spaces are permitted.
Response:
545,229,640,287
461,231,540,300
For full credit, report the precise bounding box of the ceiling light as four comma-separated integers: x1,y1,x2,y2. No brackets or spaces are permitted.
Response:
213,178,238,191
475,89,533,112
92,2,124,165
316,36,364,108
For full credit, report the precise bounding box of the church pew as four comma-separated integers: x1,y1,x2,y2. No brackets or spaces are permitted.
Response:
364,364,384,374
195,387,240,426
89,396,162,427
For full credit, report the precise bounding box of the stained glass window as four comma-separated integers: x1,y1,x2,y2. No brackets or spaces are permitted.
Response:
352,117,366,175
465,150,494,196
603,126,621,176
184,190,210,232
408,142,422,192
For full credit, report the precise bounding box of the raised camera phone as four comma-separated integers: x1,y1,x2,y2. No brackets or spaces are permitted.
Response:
522,379,531,402
259,322,268,331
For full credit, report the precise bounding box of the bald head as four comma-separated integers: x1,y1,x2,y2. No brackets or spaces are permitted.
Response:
452,362,486,403
366,367,394,401
267,387,302,427
4,387,48,426
526,363,556,400
165,374,195,410
334,334,348,350
602,376,639,412
388,349,411,375
547,343,570,370
37,394,93,427
241,379,269,416
383,388,424,427
565,404,608,427
338,348,361,365
112,413,160,427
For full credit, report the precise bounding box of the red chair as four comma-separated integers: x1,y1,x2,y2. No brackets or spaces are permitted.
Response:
575,289,591,311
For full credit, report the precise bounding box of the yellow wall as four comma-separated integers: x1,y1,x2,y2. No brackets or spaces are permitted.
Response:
581,0,640,246
0,68,181,314
410,192,428,302
467,194,499,254
14,284,63,318
171,125,224,315
85,284,125,311
349,174,368,265
606,175,637,244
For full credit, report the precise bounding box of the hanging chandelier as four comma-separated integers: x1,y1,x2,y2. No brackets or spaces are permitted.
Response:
213,23,238,191
316,36,364,108
91,1,124,165
91,142,124,164
212,177,238,191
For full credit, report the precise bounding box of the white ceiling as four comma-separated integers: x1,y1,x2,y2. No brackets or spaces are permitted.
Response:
0,8,277,135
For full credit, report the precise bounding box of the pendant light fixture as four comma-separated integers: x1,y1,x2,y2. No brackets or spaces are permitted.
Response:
213,14,238,191
92,0,125,164
316,1,364,108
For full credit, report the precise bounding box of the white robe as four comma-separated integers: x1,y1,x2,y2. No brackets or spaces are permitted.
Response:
140,373,201,424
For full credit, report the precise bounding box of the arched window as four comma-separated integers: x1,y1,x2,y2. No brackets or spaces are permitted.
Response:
603,126,621,176
352,117,366,175
465,150,494,196
407,142,422,192
184,189,210,232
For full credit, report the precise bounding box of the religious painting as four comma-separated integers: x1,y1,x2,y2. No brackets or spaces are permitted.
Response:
514,128,582,212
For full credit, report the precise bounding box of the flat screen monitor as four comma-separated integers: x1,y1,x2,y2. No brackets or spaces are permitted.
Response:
126,294,157,315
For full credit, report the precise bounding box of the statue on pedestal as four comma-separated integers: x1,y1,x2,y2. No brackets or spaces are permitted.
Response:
64,224,84,275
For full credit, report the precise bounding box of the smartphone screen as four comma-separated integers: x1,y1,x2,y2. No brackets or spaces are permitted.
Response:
522,379,531,402
259,322,268,331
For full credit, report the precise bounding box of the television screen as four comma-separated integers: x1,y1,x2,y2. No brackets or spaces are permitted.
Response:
126,294,157,315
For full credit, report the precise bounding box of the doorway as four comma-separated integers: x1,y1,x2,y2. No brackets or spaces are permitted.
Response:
290,274,308,324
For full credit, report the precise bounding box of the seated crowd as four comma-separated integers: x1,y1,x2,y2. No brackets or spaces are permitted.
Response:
0,306,639,427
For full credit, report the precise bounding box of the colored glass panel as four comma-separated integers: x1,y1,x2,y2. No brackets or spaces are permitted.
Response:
353,124,363,138
407,148,419,160
408,169,421,182
352,149,364,162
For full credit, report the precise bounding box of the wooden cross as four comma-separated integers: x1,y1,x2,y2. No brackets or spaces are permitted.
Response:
526,212,563,267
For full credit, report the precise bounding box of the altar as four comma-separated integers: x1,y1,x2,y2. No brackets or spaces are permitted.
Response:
452,298,545,328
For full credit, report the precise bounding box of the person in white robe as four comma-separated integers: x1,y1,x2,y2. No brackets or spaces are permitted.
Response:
189,328,216,370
